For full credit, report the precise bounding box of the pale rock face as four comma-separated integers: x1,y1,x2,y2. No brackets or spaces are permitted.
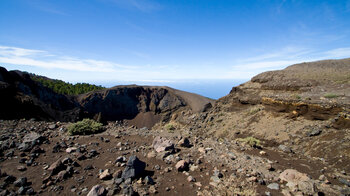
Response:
152,136,174,153
87,185,106,196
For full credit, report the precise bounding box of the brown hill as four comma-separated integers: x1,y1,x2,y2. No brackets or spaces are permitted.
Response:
0,67,213,128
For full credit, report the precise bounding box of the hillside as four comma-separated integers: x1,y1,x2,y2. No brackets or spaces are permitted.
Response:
31,74,105,95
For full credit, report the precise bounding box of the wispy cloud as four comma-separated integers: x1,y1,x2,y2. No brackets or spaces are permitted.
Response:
0,46,136,72
26,1,69,16
229,46,350,79
323,47,350,59
104,0,162,12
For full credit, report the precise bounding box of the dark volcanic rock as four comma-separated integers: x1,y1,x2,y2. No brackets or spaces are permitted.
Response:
121,155,146,180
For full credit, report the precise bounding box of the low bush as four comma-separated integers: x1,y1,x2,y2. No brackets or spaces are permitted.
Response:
67,119,104,135
237,136,261,148
324,93,338,99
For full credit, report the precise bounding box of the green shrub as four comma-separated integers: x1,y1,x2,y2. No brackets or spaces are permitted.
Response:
237,137,261,148
67,119,104,135
294,94,301,100
324,93,338,99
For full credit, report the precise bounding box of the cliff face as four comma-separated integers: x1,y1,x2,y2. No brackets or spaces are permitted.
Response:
0,67,213,127
0,67,81,121
218,58,350,127
77,85,214,127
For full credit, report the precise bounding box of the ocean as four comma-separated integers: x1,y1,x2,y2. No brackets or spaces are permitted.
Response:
95,79,247,100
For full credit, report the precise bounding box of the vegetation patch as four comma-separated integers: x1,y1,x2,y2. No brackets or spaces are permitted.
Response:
67,119,104,135
237,136,262,148
165,123,175,133
31,75,105,95
324,93,338,99
246,106,264,116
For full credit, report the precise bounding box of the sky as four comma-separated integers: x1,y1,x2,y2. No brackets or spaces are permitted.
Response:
1,0,350,98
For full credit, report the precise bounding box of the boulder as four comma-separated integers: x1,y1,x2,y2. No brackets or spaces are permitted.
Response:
121,155,146,180
267,183,279,190
48,159,65,175
18,132,46,152
87,185,106,196
14,177,27,187
279,169,311,182
152,136,174,153
279,169,315,193
278,145,292,153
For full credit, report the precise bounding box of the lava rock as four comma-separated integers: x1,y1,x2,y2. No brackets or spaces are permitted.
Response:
121,155,146,180
14,177,27,187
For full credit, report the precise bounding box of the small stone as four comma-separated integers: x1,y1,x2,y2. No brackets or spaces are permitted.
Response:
114,178,123,185
267,183,279,190
113,170,122,178
48,124,57,130
195,182,202,187
154,165,161,170
17,166,27,171
187,176,196,182
99,169,112,180
144,176,154,185
115,156,126,163
178,137,191,148
198,147,206,154
57,170,69,181
306,128,322,137
65,147,77,153
190,165,199,172
147,151,157,158
17,186,26,195
175,160,189,172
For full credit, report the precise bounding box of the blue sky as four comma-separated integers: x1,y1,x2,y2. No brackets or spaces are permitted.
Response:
1,0,350,98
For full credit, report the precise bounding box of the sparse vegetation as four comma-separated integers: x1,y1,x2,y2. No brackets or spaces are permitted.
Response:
324,93,338,99
31,75,105,95
237,136,261,148
165,123,175,133
67,119,104,135
246,106,263,116
294,94,302,100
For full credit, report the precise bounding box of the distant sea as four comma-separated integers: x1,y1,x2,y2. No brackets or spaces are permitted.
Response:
94,79,248,100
